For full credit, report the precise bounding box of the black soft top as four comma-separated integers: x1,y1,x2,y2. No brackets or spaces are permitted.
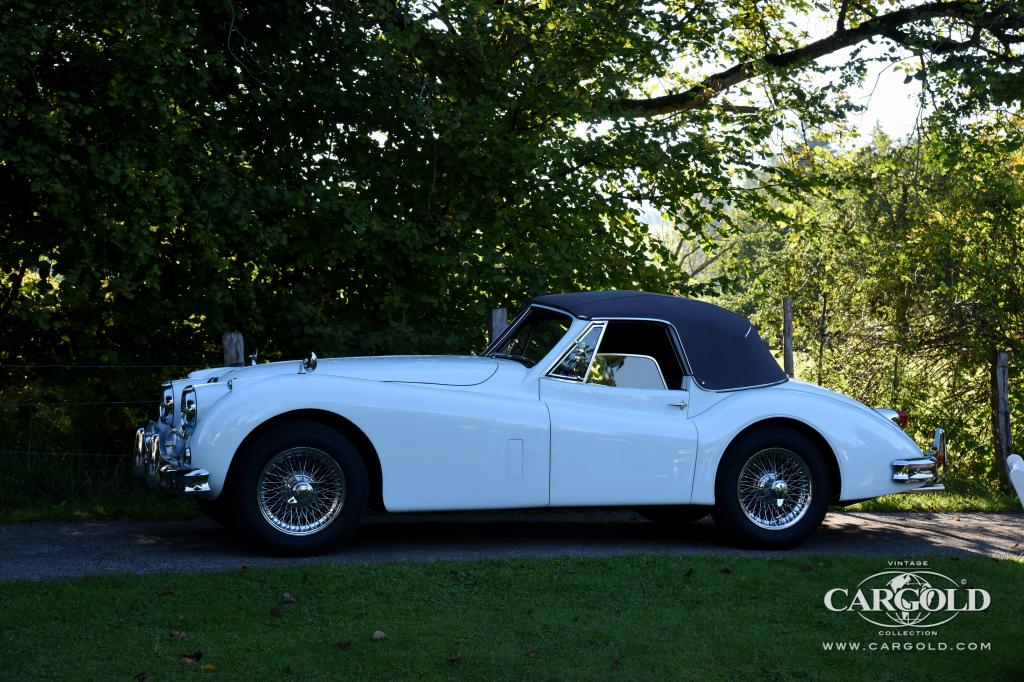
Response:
531,290,786,391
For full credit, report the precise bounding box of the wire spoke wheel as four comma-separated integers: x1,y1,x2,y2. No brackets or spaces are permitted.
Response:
736,447,812,531
257,447,347,536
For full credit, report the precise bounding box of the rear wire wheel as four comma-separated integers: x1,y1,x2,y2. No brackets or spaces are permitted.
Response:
712,425,830,549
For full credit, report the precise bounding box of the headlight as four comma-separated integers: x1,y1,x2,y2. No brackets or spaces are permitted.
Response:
181,385,198,431
159,383,175,424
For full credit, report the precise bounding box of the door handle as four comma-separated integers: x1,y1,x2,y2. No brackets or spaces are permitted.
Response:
669,400,688,409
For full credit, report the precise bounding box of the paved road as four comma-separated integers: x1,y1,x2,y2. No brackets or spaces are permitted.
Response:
2,510,1021,581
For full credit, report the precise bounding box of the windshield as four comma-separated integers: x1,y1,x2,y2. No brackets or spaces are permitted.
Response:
487,307,573,367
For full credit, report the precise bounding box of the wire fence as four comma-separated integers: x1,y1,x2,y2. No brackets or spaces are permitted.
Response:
0,363,205,369
0,400,157,407
0,363,185,461
0,448,130,458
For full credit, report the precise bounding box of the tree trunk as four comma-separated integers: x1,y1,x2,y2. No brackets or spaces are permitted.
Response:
816,293,827,386
990,350,1012,489
222,332,245,367
783,297,794,378
488,308,508,344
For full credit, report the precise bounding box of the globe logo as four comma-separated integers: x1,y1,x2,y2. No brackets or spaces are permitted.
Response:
823,569,991,628
882,573,934,626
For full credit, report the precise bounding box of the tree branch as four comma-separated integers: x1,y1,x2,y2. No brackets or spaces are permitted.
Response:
838,0,851,32
619,1,991,118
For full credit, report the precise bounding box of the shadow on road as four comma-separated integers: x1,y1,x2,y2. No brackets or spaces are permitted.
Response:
3,509,1021,581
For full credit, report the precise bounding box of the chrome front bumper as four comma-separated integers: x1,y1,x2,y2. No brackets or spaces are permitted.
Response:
891,428,946,492
133,423,210,494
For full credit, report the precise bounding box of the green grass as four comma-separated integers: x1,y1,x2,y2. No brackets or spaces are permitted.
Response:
1,556,1021,680
0,453,204,523
0,487,203,523
844,490,1021,513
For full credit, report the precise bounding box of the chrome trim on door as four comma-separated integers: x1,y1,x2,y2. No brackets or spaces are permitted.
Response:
545,321,607,382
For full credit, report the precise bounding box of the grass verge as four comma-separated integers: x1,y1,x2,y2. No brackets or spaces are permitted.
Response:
0,453,203,522
1,555,1020,680
843,489,1021,513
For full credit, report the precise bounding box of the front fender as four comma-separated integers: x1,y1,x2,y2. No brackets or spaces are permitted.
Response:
689,385,923,504
185,371,551,511
185,373,387,498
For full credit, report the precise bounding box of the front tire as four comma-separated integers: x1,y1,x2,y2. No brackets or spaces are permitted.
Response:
711,425,830,549
231,420,368,555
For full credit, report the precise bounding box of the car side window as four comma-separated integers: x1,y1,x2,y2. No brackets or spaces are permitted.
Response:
591,321,685,389
549,325,604,381
588,354,668,390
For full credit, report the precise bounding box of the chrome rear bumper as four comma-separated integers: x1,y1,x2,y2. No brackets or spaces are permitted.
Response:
133,424,210,494
891,428,946,491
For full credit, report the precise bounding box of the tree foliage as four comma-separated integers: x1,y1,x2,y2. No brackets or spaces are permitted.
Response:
4,0,1023,365
715,122,1024,489
1,1,1022,484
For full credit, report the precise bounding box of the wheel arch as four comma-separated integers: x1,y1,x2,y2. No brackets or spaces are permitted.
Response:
717,417,841,502
227,409,385,511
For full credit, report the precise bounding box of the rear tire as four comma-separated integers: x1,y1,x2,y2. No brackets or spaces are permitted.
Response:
711,425,830,549
231,420,368,555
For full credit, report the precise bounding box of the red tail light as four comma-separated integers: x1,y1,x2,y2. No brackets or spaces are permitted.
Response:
895,410,908,429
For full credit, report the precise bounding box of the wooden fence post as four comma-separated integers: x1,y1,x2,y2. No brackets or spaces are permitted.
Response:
223,332,244,367
991,350,1012,487
783,297,794,378
488,308,508,343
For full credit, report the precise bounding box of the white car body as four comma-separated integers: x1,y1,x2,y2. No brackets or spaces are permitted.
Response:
134,291,945,550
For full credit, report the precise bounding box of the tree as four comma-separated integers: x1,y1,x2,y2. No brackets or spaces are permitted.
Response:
714,122,1024,490
1,1,1022,471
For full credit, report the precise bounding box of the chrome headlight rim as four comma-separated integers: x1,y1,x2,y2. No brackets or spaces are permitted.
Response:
180,385,198,431
160,383,175,424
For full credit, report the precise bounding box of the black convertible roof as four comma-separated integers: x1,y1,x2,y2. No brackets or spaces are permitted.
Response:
531,290,786,391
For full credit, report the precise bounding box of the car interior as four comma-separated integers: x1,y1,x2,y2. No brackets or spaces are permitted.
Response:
595,321,686,390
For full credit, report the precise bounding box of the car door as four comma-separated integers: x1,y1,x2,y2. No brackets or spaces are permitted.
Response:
540,320,700,506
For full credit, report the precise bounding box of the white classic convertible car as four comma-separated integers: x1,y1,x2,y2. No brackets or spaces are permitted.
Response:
135,291,945,553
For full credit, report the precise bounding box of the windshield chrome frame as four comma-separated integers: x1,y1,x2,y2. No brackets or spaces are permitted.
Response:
483,304,576,367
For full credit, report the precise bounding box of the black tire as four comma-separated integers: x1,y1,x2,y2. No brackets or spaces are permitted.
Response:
638,505,711,526
711,425,830,549
230,420,368,555
196,494,234,528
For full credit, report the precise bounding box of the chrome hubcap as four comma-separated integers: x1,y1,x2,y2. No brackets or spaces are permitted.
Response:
286,475,315,504
737,448,812,530
258,447,346,536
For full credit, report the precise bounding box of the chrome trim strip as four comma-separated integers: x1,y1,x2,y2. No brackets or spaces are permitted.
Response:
900,484,946,494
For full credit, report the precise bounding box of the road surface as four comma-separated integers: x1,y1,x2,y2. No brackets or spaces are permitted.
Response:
2,510,1021,581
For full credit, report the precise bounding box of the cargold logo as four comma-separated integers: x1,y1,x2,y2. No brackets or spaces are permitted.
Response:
824,570,991,628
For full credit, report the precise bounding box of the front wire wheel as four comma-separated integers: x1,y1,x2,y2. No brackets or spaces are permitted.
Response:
257,447,347,536
232,421,368,555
